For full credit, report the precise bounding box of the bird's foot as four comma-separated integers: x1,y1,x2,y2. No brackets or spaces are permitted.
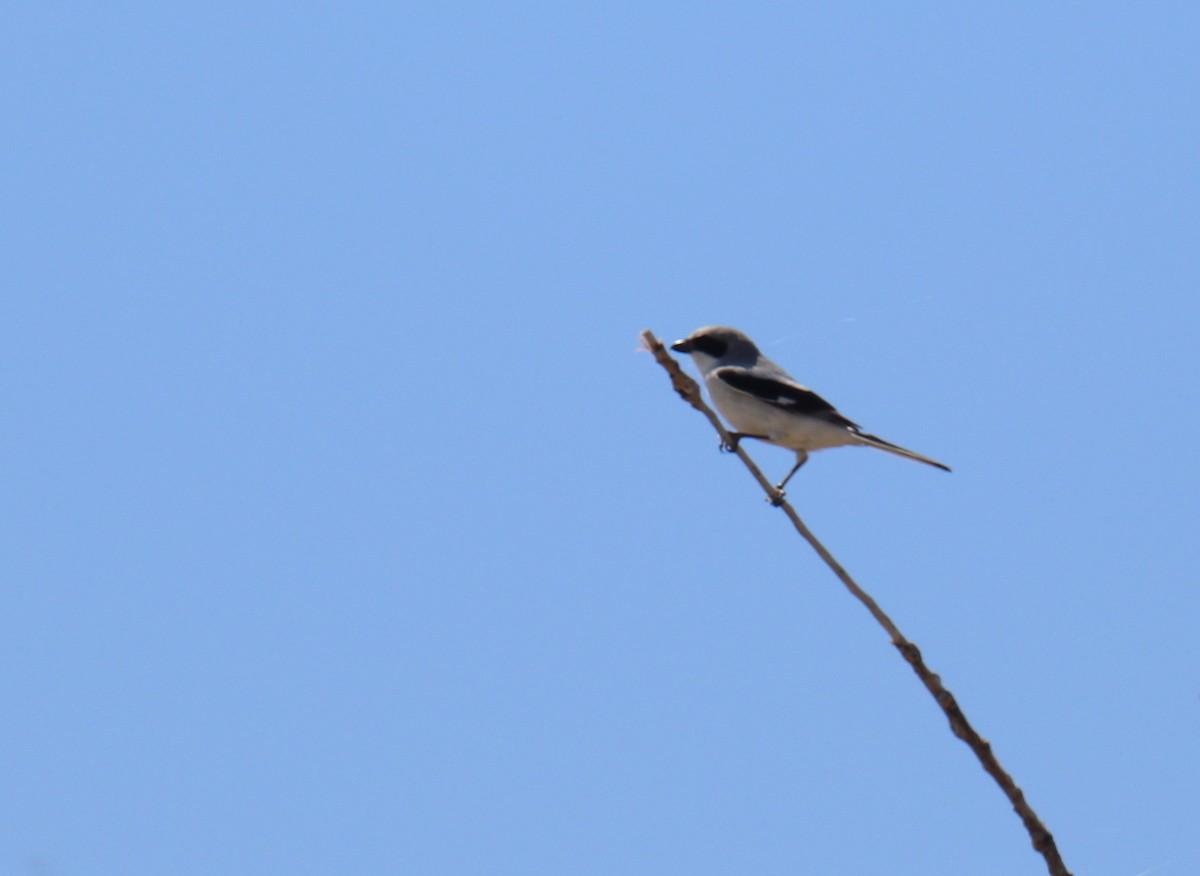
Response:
720,432,767,454
767,485,787,506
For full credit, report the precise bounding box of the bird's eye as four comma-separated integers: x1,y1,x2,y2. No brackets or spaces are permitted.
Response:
692,336,728,357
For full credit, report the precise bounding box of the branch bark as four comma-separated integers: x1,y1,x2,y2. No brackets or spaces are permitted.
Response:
642,328,1072,876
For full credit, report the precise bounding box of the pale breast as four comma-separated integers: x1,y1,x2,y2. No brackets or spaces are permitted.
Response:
706,375,860,452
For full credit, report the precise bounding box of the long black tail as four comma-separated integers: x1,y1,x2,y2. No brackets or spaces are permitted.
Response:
856,432,951,472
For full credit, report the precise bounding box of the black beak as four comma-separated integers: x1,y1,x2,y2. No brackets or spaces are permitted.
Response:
670,339,693,353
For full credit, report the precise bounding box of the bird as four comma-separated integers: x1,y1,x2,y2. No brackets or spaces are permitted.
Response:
670,325,950,496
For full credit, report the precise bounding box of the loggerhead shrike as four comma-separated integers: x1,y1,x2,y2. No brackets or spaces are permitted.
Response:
671,325,950,494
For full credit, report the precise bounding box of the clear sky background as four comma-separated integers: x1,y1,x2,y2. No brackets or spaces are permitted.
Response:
4,4,1198,875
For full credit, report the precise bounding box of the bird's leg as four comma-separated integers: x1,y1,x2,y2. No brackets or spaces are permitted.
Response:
769,451,809,504
720,432,769,454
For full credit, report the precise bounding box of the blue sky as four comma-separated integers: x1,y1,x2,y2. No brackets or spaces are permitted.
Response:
4,4,1198,875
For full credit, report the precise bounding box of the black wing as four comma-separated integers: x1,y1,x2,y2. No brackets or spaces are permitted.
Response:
714,368,861,431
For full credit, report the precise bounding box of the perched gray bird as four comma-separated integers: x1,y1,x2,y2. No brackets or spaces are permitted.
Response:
671,325,950,494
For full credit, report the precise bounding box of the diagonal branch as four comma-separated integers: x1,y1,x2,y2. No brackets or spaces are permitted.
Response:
641,328,1072,876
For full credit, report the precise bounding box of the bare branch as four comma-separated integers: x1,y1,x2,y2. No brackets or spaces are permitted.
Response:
642,328,1073,876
